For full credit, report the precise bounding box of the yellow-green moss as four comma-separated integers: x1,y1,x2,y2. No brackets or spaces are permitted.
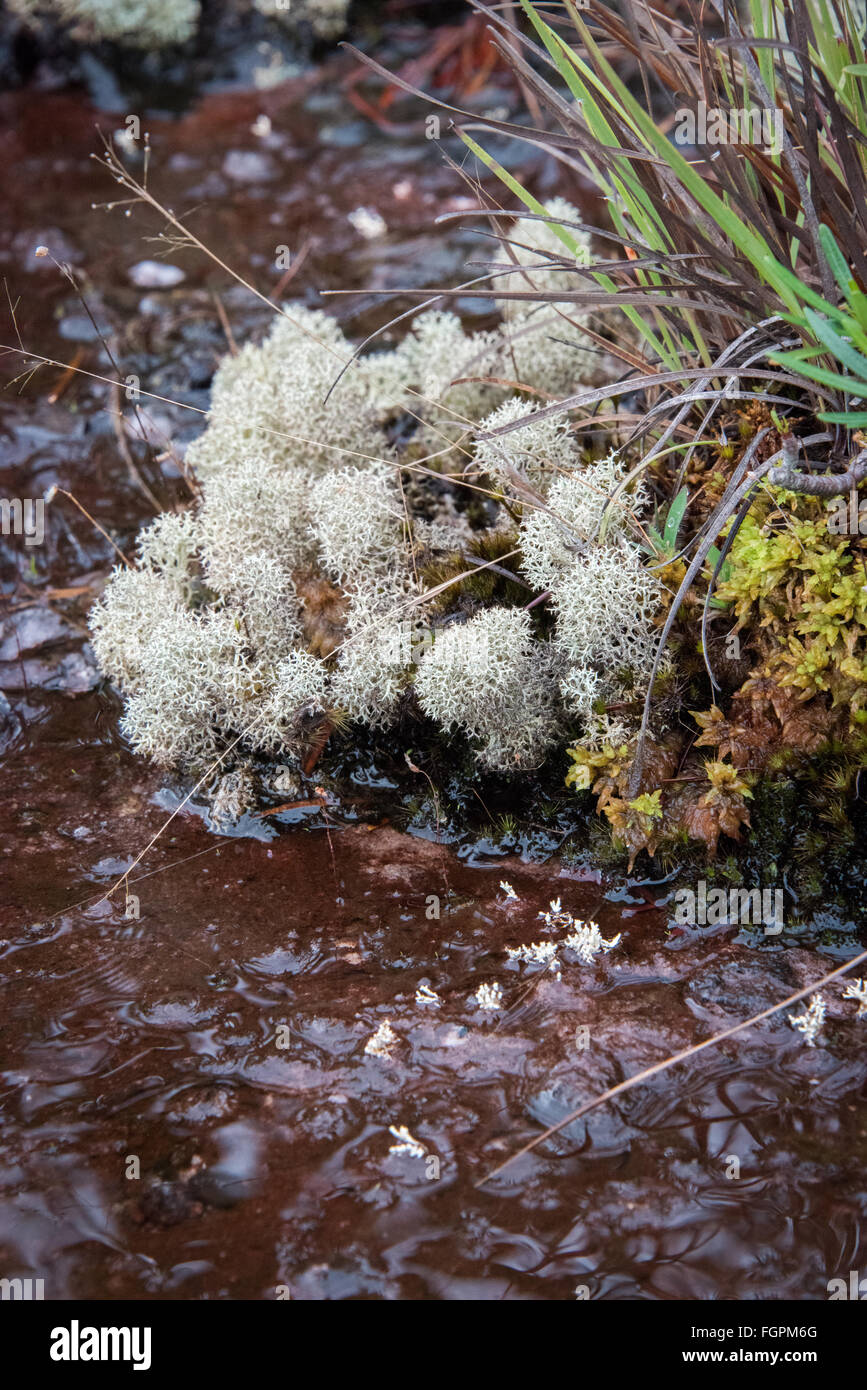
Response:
717,487,867,719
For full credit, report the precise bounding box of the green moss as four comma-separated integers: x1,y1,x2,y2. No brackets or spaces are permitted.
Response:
718,488,867,720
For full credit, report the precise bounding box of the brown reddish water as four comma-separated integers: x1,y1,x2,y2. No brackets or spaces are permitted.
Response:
1,53,867,1302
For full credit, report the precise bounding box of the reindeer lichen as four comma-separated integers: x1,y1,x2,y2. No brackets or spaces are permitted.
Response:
10,0,350,48
414,607,560,770
495,198,600,398
475,397,579,492
10,0,200,46
90,218,662,799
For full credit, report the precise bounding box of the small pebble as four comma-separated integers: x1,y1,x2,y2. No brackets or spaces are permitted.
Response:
348,207,387,240
222,149,277,183
128,260,186,289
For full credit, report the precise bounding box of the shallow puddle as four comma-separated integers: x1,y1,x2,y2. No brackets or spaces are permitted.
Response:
2,765,867,1300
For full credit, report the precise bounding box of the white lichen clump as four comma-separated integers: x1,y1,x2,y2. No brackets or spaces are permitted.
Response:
496,199,592,307
253,651,330,754
519,452,648,587
842,979,867,1018
117,609,263,767
89,202,663,787
256,0,350,41
364,1020,398,1058
11,0,351,48
475,398,579,492
555,547,661,717
495,198,599,398
186,309,387,481
135,512,202,601
309,465,404,583
391,310,504,428
387,1124,427,1159
473,982,504,1012
414,608,558,770
562,918,622,965
328,591,415,727
509,899,621,971
9,0,200,46
788,994,826,1047
517,452,660,722
505,940,561,975
537,897,573,930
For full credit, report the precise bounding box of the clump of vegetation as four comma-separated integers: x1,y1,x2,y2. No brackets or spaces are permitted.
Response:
91,207,662,787
414,607,560,770
86,0,867,884
9,0,201,46
402,0,867,869
717,488,867,722
9,0,350,49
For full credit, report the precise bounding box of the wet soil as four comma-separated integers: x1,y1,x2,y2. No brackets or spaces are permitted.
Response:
2,42,867,1300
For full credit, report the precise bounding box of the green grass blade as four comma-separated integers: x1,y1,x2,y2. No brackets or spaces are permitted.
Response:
818,409,867,425
457,130,676,368
818,224,859,299
804,307,867,381
663,486,689,551
769,353,865,394
532,5,803,313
